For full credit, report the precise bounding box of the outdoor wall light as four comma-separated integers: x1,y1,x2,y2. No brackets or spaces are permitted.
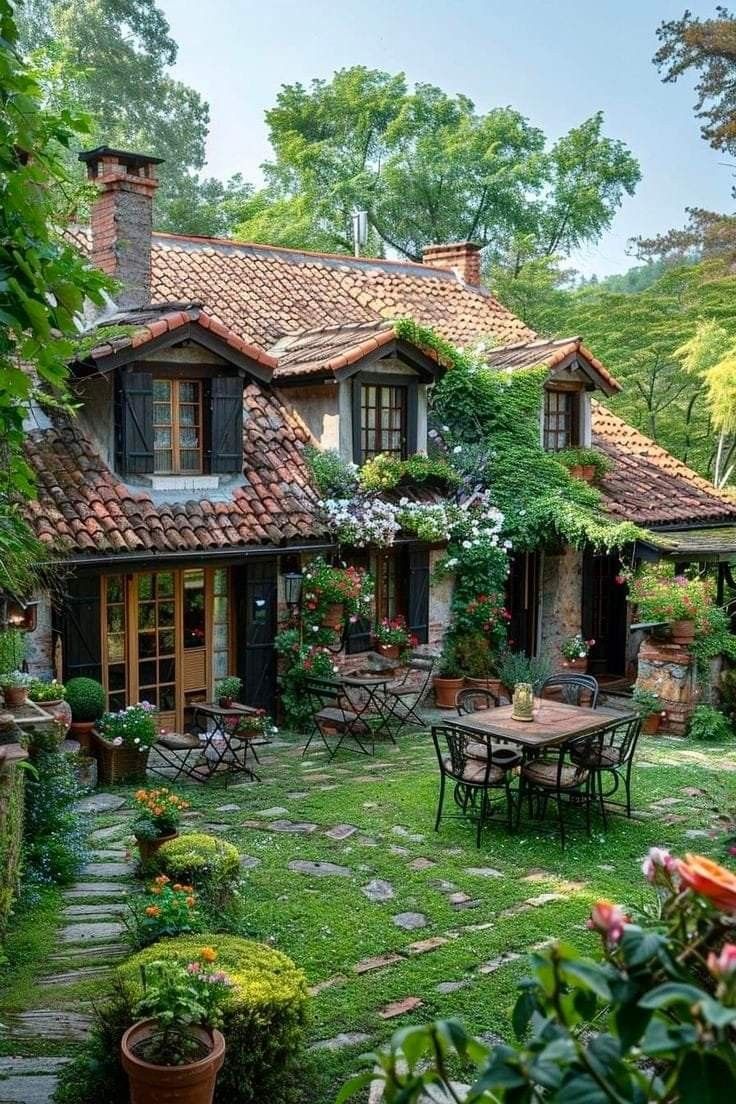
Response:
283,572,303,611
1,596,38,633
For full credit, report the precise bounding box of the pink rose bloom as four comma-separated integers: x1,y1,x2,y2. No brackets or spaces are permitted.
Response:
708,943,736,981
587,900,629,946
642,846,679,884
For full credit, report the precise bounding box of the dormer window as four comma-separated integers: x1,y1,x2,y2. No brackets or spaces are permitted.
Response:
361,383,408,460
544,388,580,452
153,379,203,474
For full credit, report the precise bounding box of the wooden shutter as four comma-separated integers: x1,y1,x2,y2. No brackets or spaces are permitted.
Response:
210,375,244,474
407,546,430,644
117,369,153,475
57,573,102,682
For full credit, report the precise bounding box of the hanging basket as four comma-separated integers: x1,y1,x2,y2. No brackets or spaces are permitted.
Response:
92,730,150,785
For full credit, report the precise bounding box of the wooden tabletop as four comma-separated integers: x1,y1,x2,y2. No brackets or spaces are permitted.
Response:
448,702,631,749
192,702,259,718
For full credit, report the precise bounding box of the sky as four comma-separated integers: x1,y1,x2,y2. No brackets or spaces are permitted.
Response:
158,0,734,278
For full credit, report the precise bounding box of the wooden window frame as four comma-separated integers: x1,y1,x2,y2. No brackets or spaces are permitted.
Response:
352,373,418,464
543,387,581,452
153,378,204,474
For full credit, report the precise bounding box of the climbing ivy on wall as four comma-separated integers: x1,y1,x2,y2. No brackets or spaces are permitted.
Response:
0,762,25,945
395,319,644,552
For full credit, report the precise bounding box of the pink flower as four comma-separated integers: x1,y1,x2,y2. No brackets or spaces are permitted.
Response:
708,944,736,982
641,847,679,885
587,900,629,946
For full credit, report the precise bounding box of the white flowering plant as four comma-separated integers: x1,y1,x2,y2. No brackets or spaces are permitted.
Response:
98,702,158,749
322,497,400,548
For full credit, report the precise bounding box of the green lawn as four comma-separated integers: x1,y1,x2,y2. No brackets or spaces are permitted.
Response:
2,725,735,1102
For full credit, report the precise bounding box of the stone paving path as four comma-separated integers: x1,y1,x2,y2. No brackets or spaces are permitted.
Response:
1,796,134,1104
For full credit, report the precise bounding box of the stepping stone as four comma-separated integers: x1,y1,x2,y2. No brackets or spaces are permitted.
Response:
49,943,128,963
239,855,261,870
270,820,318,834
682,786,706,797
308,974,347,996
326,824,358,841
60,921,124,943
74,793,126,814
0,1059,70,1075
257,806,289,817
464,867,502,878
363,802,379,809
685,828,710,839
353,953,403,975
62,902,127,918
287,791,308,799
81,861,135,877
407,937,448,955
40,965,113,987
0,1073,59,1102
309,1031,371,1052
524,893,563,908
90,848,128,859
452,898,481,910
215,803,241,812
477,951,521,975
90,823,129,841
390,845,410,856
302,773,332,782
4,1009,92,1041
391,826,425,843
201,823,231,832
448,892,472,906
357,835,378,847
436,980,470,994
64,882,135,898
362,879,395,902
428,879,457,894
393,912,428,931
288,860,351,877
378,996,423,1020
408,857,435,872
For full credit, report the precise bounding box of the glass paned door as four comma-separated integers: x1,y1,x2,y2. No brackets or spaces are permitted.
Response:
136,571,177,721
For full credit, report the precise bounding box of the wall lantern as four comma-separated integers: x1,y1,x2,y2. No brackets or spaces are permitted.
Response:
283,572,303,612
1,596,38,633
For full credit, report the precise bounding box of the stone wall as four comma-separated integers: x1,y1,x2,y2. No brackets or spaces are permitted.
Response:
539,548,583,665
22,593,54,681
636,638,699,736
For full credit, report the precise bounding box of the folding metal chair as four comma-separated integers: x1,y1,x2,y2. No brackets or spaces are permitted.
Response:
302,675,375,759
381,652,436,734
540,674,600,708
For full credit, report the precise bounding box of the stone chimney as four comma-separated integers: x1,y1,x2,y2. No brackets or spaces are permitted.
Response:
422,241,482,287
79,147,163,308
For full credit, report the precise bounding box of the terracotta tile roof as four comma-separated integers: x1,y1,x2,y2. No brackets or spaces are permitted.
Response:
70,227,534,352
23,384,323,557
485,337,621,394
270,321,397,379
73,302,277,372
592,400,736,526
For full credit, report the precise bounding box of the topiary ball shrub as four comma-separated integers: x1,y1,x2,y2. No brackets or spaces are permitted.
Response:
65,677,106,723
151,832,240,903
119,935,309,1104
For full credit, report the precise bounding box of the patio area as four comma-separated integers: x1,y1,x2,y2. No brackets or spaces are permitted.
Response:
1,718,734,1103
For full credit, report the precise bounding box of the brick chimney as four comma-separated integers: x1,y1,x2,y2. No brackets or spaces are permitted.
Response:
422,241,482,287
79,147,163,308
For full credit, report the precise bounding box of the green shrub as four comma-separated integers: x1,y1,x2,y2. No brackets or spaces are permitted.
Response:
65,677,106,722
0,760,25,940
152,833,240,903
688,703,733,741
55,935,309,1104
305,445,358,497
23,748,87,885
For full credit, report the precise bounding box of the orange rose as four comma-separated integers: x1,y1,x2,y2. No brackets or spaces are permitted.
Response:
200,946,217,963
678,854,736,912
145,905,161,918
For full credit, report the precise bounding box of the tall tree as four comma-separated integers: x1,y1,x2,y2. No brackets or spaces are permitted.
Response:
676,320,736,485
235,67,640,263
0,0,107,594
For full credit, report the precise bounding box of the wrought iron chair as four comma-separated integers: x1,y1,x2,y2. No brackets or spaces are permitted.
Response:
432,726,516,846
456,688,523,773
381,652,436,734
572,714,642,821
302,675,374,759
516,729,603,847
540,674,600,709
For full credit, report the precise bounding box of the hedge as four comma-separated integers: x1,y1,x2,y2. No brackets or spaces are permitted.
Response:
119,935,309,1103
150,833,240,903
0,759,25,941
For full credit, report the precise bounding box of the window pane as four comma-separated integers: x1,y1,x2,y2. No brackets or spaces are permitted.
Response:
159,685,175,711
153,380,171,401
108,634,125,663
179,382,198,403
154,428,172,448
159,657,176,684
179,405,196,427
180,450,200,471
138,632,156,659
106,576,124,603
139,659,157,686
158,601,175,626
154,405,171,426
108,606,124,634
157,573,174,598
183,569,205,649
139,575,154,601
138,603,156,630
179,428,199,448
159,628,175,652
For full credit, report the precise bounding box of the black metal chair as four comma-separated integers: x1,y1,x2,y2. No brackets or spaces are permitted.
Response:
381,652,436,734
302,675,374,759
572,714,642,820
432,726,516,846
456,688,523,773
516,729,603,847
540,674,600,709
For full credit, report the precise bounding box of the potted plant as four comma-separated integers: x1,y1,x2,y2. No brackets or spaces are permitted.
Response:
432,639,465,709
65,676,106,750
28,678,66,711
560,634,594,672
628,566,711,646
632,686,666,735
0,670,33,708
133,787,190,863
215,676,241,709
302,558,373,632
372,616,417,661
557,446,611,483
453,632,503,697
120,950,229,1104
93,702,158,784
229,709,277,743
496,649,553,695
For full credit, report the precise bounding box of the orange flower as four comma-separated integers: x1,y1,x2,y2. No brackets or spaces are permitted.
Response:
145,905,161,918
186,896,196,908
173,883,183,892
678,854,736,912
200,946,217,963
154,874,170,885
182,885,193,893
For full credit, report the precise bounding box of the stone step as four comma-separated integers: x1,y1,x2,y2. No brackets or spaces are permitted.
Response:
4,1009,92,1042
63,881,138,899
60,921,125,943
49,942,128,963
0,1060,70,1075
73,793,126,814
80,861,136,878
62,902,128,918
0,1073,59,1103
89,823,130,842
39,965,114,988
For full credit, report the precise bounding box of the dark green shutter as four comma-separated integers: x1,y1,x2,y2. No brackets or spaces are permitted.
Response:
117,369,153,475
57,573,102,682
211,376,244,473
406,381,418,455
407,546,430,643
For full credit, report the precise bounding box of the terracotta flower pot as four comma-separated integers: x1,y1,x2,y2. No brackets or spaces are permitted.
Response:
465,676,507,700
218,696,234,708
670,619,695,645
568,464,596,482
562,657,588,672
642,713,662,735
2,686,28,708
376,643,401,661
433,676,465,709
135,829,178,865
121,1019,225,1104
323,602,345,630
69,720,96,752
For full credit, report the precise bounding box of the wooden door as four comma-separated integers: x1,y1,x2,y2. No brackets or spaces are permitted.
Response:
506,552,540,657
582,550,627,677
234,558,278,712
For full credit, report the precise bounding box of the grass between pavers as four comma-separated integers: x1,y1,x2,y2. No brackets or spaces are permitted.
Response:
2,728,735,1101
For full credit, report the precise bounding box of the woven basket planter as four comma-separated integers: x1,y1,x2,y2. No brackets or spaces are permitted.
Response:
92,730,150,785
